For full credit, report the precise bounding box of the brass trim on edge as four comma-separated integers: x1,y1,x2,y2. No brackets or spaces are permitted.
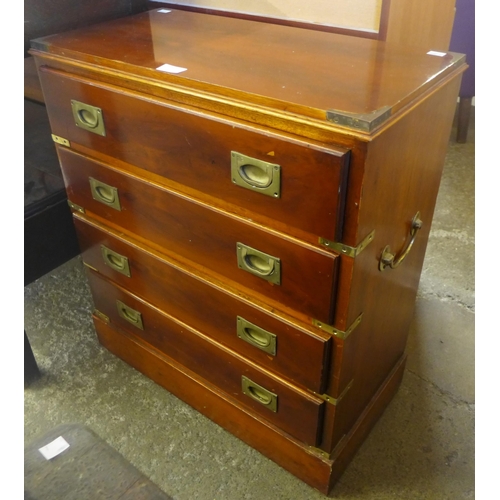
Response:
307,446,331,460
326,105,392,133
83,261,98,273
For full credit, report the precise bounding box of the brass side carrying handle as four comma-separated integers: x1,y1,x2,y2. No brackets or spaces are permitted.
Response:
89,178,121,211
71,100,106,136
379,212,423,271
236,243,281,285
241,376,278,412
231,151,281,198
116,300,144,330
237,316,277,356
101,246,131,277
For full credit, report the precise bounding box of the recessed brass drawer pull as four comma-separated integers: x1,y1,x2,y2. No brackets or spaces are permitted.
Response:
241,376,278,412
236,243,281,285
379,211,423,271
237,316,277,355
101,246,131,277
231,151,281,198
89,177,121,211
71,100,106,136
116,300,144,330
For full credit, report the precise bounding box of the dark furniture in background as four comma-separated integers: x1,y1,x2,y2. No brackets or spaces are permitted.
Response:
24,0,147,56
24,0,149,385
24,97,80,287
24,94,81,385
449,0,475,143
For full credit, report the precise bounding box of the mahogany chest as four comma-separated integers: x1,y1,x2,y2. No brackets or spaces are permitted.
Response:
30,9,465,494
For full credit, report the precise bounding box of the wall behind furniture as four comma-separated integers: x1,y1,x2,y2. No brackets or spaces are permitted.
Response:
148,0,384,32
148,1,457,50
385,0,456,51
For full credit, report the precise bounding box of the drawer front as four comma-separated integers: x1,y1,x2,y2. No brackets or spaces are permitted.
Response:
62,148,338,323
74,216,331,393
87,270,325,446
39,67,349,242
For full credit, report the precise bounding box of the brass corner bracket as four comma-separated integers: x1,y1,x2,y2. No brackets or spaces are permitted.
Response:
312,313,362,341
315,380,354,406
67,200,85,214
93,309,109,323
307,446,331,460
52,134,70,147
326,105,391,133
83,261,98,273
319,230,374,258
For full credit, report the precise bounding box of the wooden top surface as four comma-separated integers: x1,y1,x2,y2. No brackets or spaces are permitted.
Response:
31,8,465,131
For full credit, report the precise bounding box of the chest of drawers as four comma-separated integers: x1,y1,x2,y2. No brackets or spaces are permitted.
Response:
30,9,465,494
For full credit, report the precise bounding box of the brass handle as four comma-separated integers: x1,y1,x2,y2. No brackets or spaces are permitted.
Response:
241,376,278,412
231,151,281,198
89,178,121,211
237,317,277,355
379,212,423,271
101,246,131,277
116,300,144,330
71,100,106,136
236,243,281,285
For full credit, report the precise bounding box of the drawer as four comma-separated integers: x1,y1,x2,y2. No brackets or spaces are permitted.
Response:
74,215,331,393
88,269,325,446
62,148,339,324
39,67,349,242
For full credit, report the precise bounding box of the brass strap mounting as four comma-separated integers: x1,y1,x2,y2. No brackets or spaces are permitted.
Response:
93,309,109,323
307,446,331,460
52,134,70,147
319,230,375,258
67,200,85,214
312,313,362,340
315,380,354,406
83,261,99,273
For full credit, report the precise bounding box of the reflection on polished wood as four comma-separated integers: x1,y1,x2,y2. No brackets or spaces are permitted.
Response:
30,9,464,124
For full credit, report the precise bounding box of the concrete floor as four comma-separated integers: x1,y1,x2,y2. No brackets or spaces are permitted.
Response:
24,109,475,499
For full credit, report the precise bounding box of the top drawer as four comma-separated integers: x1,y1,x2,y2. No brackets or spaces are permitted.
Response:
38,66,350,243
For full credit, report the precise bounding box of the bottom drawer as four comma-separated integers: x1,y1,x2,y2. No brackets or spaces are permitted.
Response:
87,270,325,446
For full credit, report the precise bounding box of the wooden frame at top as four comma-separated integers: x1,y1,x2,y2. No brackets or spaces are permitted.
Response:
146,1,392,40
